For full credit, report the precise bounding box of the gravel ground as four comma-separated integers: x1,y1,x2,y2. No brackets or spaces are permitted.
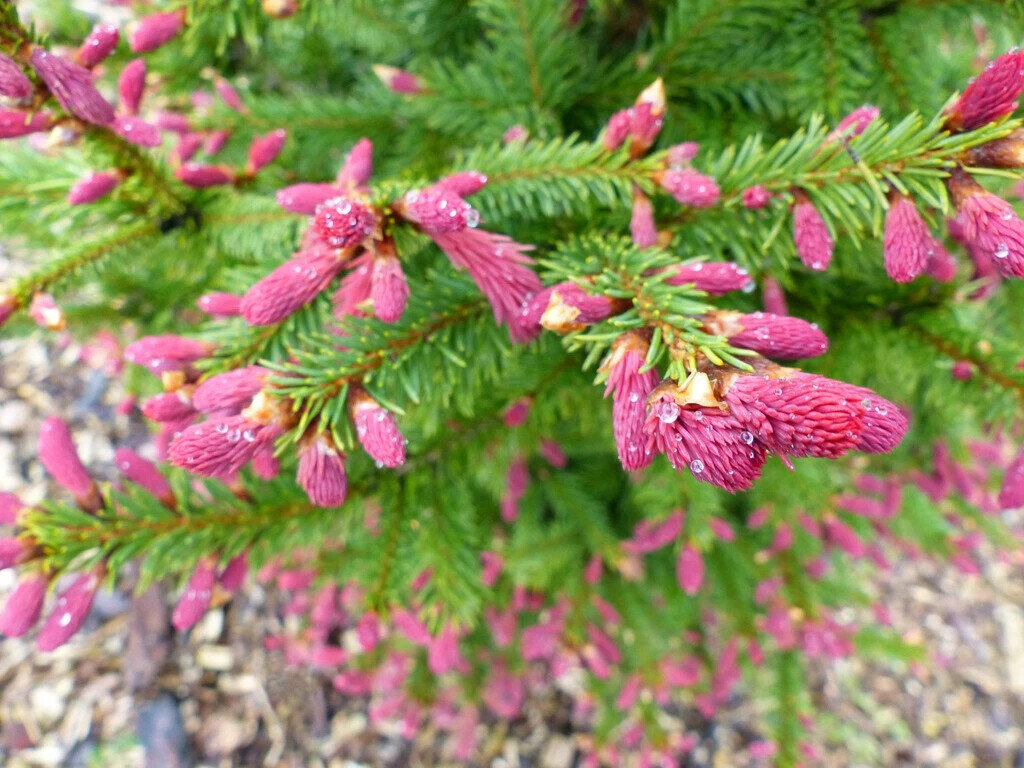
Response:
3,324,1024,767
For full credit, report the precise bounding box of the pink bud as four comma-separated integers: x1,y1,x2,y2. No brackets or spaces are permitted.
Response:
603,109,631,150
312,196,379,247
241,245,345,325
330,138,373,191
153,111,191,133
29,293,65,331
214,77,245,112
480,551,503,586
392,608,431,645
372,64,423,94
356,611,381,651
945,51,1024,131
667,142,700,166
124,334,212,371
0,53,33,100
114,448,175,506
676,544,704,595
204,129,231,155
428,623,467,674
370,251,409,323
503,124,528,144
708,517,735,541
192,366,266,416
39,418,99,510
218,553,248,592
246,129,286,173
665,261,753,294
762,276,788,315
657,169,720,207
540,439,567,468
0,109,53,138
172,556,216,630
793,197,833,270
584,555,602,584
113,115,161,146
68,171,120,205
172,133,204,165
297,433,348,507
167,414,282,478
883,194,930,282
350,389,406,467
175,163,234,188
142,391,195,423
0,573,48,637
829,105,880,140
630,188,658,248
0,537,31,569
197,292,242,317
37,567,102,651
30,49,114,126
117,59,147,115
439,171,488,197
77,25,120,68
1000,448,1024,509
719,310,829,359
0,492,23,524
130,11,185,53
276,183,341,214
503,398,531,426
742,185,772,209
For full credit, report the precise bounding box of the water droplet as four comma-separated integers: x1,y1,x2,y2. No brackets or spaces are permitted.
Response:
215,423,229,434
1001,210,1013,221
861,398,872,408
628,392,640,403
874,405,888,416
242,430,256,442
693,410,704,421
655,400,680,424
689,459,705,474
438,198,448,210
773,388,783,396
994,243,1009,260
227,429,241,443
339,201,352,214
59,612,72,627
375,411,386,422
465,208,480,228
741,430,754,445
741,280,756,293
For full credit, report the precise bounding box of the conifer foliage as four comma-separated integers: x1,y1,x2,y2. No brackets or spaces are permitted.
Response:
3,1,1024,764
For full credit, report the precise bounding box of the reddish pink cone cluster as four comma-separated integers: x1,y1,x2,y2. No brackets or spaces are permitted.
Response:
945,50,1024,131
656,169,720,207
643,361,907,491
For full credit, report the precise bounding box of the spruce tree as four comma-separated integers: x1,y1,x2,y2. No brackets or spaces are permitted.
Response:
2,1,1024,764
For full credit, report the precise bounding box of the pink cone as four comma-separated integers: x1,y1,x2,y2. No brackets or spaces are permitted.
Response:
37,567,102,651
130,11,185,53
69,171,120,205
793,197,833,270
0,573,49,637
